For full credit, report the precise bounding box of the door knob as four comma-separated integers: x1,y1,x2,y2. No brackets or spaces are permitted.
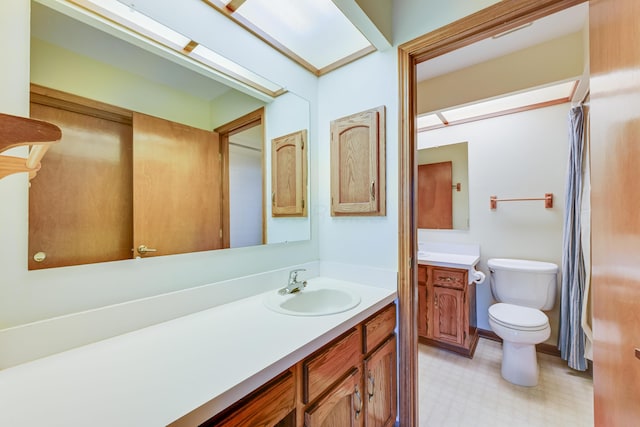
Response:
137,245,157,255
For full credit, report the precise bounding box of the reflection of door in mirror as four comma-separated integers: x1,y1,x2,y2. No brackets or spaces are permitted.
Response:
416,142,469,230
215,109,265,249
418,161,453,229
28,86,225,269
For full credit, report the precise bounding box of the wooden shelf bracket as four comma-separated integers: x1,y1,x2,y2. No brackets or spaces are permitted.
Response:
0,113,61,180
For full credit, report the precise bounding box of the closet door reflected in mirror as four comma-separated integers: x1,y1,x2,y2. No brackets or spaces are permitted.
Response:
29,99,133,270
28,87,225,269
132,112,223,258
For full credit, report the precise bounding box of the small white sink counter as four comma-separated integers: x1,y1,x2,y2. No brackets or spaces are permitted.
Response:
417,243,482,282
0,278,396,426
417,251,479,269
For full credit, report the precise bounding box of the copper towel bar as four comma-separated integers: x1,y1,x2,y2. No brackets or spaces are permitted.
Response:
490,193,553,209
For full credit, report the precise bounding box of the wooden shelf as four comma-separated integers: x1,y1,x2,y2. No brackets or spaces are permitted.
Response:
0,113,61,180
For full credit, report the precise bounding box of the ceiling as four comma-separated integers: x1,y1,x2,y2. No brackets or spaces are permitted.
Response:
32,2,236,102
417,3,589,82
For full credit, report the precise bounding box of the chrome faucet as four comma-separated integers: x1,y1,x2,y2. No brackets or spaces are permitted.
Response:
280,268,307,294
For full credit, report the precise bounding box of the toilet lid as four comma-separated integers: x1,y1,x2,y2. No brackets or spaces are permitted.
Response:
489,303,549,331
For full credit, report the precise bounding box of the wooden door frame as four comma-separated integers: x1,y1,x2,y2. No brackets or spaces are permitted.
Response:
396,0,585,424
214,107,265,247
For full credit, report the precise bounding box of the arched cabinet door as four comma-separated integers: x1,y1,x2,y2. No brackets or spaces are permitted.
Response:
330,106,385,216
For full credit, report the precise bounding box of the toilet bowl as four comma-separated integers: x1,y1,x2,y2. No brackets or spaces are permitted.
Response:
488,303,550,386
487,258,557,387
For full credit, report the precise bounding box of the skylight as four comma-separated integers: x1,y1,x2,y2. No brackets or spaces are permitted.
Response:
204,0,374,74
418,80,577,131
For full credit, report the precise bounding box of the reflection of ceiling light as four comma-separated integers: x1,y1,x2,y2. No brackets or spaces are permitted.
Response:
70,0,190,49
419,80,577,131
190,44,284,94
67,0,285,98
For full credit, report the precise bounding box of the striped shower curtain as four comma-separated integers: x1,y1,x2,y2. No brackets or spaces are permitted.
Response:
558,105,588,371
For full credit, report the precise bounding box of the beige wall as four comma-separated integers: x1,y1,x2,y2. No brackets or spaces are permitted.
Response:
417,31,585,114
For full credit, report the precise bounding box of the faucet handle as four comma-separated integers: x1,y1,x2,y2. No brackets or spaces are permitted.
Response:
289,268,306,280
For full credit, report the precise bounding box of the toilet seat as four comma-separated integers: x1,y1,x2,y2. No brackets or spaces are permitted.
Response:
489,303,548,331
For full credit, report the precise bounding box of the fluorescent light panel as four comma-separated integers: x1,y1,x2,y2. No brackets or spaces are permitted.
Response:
232,0,372,70
417,114,443,128
69,0,284,96
441,81,575,122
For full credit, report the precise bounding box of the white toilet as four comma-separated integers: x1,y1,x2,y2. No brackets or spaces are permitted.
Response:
487,258,558,386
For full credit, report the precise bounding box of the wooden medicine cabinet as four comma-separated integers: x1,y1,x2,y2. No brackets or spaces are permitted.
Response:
330,106,386,216
271,129,307,217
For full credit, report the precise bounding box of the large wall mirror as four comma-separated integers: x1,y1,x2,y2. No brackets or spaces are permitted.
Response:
416,139,469,230
28,1,310,269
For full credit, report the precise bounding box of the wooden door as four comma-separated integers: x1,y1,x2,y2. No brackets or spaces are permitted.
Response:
432,286,464,346
28,103,133,269
364,335,397,427
417,162,453,229
305,368,363,427
590,0,640,424
331,106,385,216
132,113,223,257
271,129,307,217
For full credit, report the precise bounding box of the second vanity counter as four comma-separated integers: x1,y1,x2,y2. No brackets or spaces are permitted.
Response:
0,278,396,426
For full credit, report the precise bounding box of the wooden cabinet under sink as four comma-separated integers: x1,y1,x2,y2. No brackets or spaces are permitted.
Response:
418,264,478,357
171,303,397,427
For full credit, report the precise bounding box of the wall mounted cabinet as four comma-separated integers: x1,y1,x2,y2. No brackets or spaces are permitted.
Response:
418,264,478,358
271,129,307,217
330,106,386,216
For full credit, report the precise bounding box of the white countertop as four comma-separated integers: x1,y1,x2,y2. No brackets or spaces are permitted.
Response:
0,278,396,426
417,251,480,269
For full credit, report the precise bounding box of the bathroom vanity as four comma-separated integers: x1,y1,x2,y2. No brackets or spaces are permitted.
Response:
417,245,481,358
180,303,397,426
0,276,396,426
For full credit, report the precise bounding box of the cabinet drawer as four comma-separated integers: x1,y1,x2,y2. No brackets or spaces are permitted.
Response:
431,268,466,290
363,303,396,354
187,370,295,427
303,328,361,404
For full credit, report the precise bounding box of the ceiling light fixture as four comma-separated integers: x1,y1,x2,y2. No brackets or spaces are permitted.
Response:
66,0,285,98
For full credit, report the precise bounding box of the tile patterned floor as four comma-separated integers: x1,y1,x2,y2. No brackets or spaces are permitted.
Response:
418,338,594,427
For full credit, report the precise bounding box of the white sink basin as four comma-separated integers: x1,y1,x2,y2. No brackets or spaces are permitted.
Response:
263,284,361,316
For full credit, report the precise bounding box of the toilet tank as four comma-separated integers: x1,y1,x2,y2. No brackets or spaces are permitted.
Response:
488,258,558,310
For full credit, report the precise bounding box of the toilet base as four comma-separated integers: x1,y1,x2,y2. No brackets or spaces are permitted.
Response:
501,341,540,386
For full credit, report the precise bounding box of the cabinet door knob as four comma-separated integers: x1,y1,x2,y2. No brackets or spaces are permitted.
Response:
635,348,640,360
370,181,376,200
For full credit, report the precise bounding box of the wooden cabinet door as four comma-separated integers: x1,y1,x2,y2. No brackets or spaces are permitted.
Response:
417,266,429,338
364,335,397,427
132,113,223,257
432,286,464,346
417,162,453,229
28,102,133,269
305,368,363,427
271,129,307,217
330,106,385,216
